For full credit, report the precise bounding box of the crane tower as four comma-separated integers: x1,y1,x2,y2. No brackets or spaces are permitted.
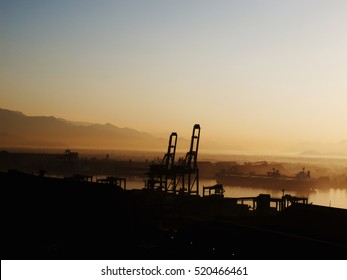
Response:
144,124,201,196
145,132,178,192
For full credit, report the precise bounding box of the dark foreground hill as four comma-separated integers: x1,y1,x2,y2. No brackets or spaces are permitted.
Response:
1,170,347,260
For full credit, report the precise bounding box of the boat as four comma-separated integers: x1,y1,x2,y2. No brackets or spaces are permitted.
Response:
216,166,330,190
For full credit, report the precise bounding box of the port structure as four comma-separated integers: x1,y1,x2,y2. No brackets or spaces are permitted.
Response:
145,132,178,192
145,124,201,196
174,124,200,195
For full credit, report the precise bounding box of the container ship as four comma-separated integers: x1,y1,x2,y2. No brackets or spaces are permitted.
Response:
216,163,331,190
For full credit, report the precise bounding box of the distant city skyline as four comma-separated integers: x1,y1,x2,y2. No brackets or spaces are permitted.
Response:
1,1,347,154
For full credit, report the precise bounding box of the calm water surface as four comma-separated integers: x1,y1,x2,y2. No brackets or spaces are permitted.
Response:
125,177,347,210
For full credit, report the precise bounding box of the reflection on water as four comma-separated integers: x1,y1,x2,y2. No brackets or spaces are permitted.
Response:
127,178,347,210
308,188,347,209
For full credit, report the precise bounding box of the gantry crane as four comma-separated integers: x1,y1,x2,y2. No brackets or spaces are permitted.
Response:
144,124,201,196
145,132,178,191
173,124,201,195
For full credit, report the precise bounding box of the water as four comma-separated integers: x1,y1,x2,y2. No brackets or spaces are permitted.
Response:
126,177,347,210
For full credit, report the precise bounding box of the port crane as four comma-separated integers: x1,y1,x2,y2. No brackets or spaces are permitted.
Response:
145,132,178,192
144,124,201,196
174,124,201,195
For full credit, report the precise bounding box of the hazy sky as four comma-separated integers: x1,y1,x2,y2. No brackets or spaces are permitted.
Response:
1,0,347,153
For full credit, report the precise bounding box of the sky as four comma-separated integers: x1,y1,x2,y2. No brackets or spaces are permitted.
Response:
1,0,347,153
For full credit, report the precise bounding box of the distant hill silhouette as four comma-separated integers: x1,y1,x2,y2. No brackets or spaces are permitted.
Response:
0,108,168,150
285,141,347,157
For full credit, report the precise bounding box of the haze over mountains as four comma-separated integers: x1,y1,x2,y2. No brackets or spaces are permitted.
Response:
284,141,347,157
1,108,346,157
0,108,168,150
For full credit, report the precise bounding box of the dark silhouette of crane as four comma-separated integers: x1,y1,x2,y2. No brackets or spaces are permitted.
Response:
144,124,201,196
174,124,201,195
163,132,178,171
145,132,178,192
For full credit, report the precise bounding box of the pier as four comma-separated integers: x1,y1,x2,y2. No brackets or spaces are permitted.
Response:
234,193,308,212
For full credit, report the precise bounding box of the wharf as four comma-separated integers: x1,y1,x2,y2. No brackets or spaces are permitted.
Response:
1,170,347,260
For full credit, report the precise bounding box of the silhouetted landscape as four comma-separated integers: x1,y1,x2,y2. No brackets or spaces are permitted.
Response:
2,108,347,156
1,119,347,260
2,2,347,274
2,168,347,260
0,108,170,150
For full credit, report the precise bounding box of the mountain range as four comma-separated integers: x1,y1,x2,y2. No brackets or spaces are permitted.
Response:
284,141,347,157
0,108,168,150
1,108,346,156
